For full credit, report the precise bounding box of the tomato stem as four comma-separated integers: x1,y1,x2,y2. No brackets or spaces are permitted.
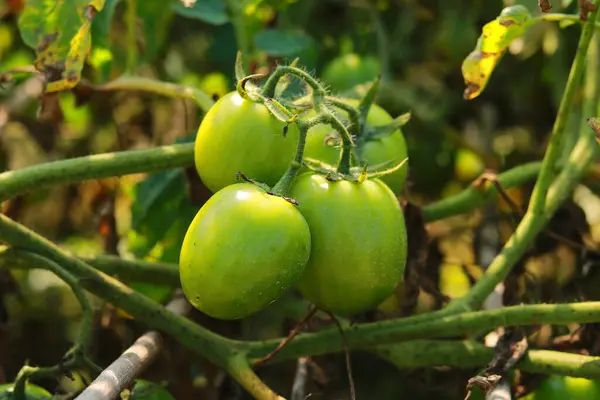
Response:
261,65,327,108
326,96,361,137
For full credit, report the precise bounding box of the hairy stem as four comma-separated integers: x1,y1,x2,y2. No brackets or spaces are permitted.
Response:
1,249,180,287
83,76,215,112
0,143,193,204
326,96,361,137
261,66,327,104
528,3,600,215
228,355,286,400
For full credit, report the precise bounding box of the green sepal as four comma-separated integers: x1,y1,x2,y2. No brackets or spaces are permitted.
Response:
362,111,411,141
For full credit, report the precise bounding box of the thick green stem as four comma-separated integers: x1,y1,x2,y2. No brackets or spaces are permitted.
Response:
228,354,286,400
0,143,193,204
246,301,600,361
0,214,237,369
528,4,600,216
422,162,541,221
0,249,180,287
326,96,361,137
86,76,215,112
371,340,600,378
126,0,138,74
261,66,327,104
447,122,599,312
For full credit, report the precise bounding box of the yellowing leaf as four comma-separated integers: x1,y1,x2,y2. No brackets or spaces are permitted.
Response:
17,0,106,92
461,5,531,100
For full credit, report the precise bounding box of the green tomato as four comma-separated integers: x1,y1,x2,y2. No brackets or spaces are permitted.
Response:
194,91,300,193
0,383,52,399
290,173,407,316
179,183,311,320
522,376,600,400
303,98,409,194
322,53,381,93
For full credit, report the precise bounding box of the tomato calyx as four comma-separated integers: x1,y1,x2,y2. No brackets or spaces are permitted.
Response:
235,172,300,205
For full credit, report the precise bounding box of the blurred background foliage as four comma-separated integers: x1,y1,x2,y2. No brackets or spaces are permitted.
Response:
2,0,600,399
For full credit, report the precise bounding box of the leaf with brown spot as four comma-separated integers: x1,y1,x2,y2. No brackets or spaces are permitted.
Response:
17,0,106,92
461,5,531,100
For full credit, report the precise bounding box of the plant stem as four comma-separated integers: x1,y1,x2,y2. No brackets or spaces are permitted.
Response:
0,143,194,204
422,162,542,221
84,76,215,112
528,4,599,216
246,301,600,361
228,355,286,400
447,121,599,312
126,0,138,74
326,96,361,137
271,120,310,197
261,66,327,104
527,12,600,29
0,214,237,368
0,248,180,286
371,339,600,378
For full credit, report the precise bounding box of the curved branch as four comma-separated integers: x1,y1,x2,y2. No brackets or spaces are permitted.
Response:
421,162,541,222
0,143,194,203
81,76,215,112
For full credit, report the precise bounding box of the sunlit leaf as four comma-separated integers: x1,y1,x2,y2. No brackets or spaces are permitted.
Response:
172,0,229,25
461,5,531,100
17,0,106,92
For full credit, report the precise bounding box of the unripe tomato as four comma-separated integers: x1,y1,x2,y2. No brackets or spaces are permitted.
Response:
0,383,52,399
290,173,407,316
303,99,408,194
194,91,300,193
522,376,600,400
322,53,380,93
179,183,311,320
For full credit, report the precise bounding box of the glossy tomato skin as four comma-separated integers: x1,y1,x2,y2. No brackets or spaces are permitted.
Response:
303,99,408,194
522,376,600,400
179,183,311,320
290,173,407,316
0,383,52,399
194,91,300,193
322,54,380,93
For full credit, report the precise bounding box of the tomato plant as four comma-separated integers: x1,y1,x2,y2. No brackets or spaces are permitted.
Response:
0,383,52,399
179,182,311,320
303,98,409,194
522,376,600,400
290,172,408,316
194,90,300,194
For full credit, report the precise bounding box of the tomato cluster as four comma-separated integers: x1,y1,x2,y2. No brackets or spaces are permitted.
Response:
179,60,410,320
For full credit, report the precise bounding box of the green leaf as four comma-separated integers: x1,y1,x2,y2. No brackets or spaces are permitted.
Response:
253,29,311,57
130,380,175,400
138,1,175,63
357,75,381,128
90,0,121,82
172,0,229,25
461,5,531,100
17,0,107,92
